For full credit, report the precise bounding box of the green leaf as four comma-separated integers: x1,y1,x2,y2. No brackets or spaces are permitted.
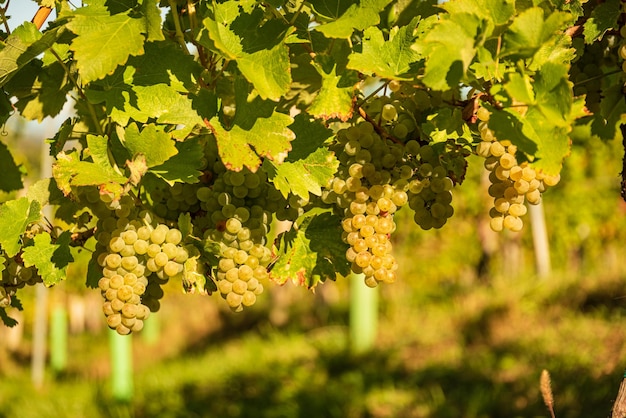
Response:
0,309,18,328
199,1,292,101
590,84,626,140
128,41,202,92
265,147,338,199
583,0,620,43
66,5,146,83
4,60,72,122
22,231,74,287
236,44,292,102
149,136,205,184
522,108,570,175
271,212,350,288
419,13,482,90
87,82,203,139
347,17,421,79
313,0,393,39
53,149,128,195
86,252,102,288
440,0,515,25
209,83,294,171
264,115,338,199
487,109,538,156
26,178,65,207
0,198,42,258
142,0,165,41
504,73,535,105
178,213,192,239
502,8,572,58
0,23,62,87
0,141,23,192
119,123,178,167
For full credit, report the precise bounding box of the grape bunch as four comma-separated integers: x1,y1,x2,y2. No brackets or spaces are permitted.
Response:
0,255,42,308
325,121,412,287
404,140,456,230
82,188,192,334
196,164,275,311
362,95,419,142
474,107,560,232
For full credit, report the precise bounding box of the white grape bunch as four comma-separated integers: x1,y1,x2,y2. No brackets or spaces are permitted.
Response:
474,107,560,232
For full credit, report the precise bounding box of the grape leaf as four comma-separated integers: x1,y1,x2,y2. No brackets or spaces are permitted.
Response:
347,17,421,79
0,141,23,192
4,60,72,122
313,0,393,39
0,198,42,258
504,73,535,106
26,178,65,207
22,231,74,287
0,23,62,87
88,82,204,139
199,1,292,101
119,123,178,167
502,8,572,59
522,108,570,175
149,136,205,184
308,55,359,121
271,212,350,288
236,44,292,102
66,4,146,83
488,109,538,156
178,213,192,239
583,0,620,43
264,115,338,199
208,82,294,171
265,148,338,199
590,84,626,140
142,0,165,42
86,251,102,288
439,0,515,25
53,149,128,196
128,41,202,92
0,309,18,328
418,12,482,90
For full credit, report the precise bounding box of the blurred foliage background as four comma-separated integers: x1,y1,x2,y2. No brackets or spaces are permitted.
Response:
2,117,626,418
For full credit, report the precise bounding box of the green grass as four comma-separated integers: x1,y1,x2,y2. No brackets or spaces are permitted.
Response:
1,268,626,418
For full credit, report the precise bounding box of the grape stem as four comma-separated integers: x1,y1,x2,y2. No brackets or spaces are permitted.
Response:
0,0,11,36
168,0,191,55
573,69,622,87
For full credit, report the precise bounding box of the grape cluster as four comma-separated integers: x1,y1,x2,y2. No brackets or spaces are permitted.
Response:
325,121,411,287
475,108,560,232
149,182,202,221
362,94,418,141
196,165,274,311
570,27,625,113
404,141,455,230
83,189,191,334
0,255,42,308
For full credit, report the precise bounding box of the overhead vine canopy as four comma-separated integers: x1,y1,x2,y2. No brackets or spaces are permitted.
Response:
0,0,623,333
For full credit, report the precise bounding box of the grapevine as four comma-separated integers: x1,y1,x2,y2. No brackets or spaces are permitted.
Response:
0,0,623,331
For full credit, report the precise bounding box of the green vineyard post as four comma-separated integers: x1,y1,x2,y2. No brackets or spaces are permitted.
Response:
349,273,379,353
141,312,160,345
528,201,552,278
50,304,68,373
110,329,133,402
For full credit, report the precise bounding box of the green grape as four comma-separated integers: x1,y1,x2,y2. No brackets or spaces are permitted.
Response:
381,104,398,122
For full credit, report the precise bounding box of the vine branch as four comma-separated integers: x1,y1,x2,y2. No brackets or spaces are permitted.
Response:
168,0,191,55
